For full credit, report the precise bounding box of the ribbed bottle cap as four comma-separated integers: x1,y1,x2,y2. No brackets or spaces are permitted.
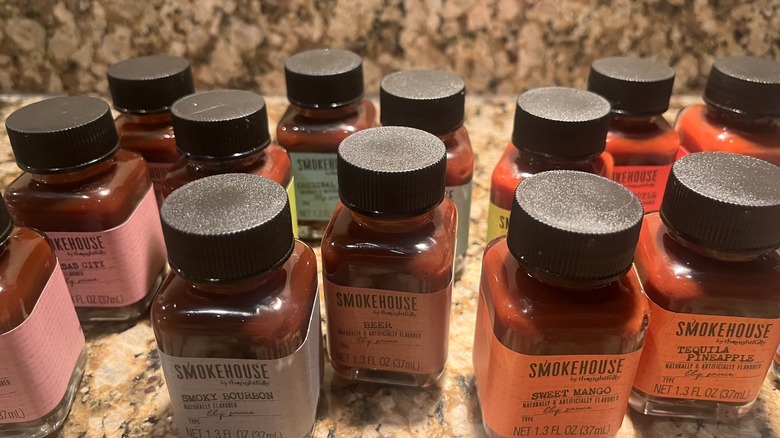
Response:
587,57,675,116
506,170,644,282
380,70,466,135
160,174,294,282
660,152,780,253
512,87,610,159
107,55,195,114
171,90,271,160
704,56,780,117
284,49,364,108
0,197,13,245
338,126,446,217
5,96,119,174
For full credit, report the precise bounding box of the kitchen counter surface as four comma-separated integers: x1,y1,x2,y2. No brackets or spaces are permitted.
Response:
0,94,779,438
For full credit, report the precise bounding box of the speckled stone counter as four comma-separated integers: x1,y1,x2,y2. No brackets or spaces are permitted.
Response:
1,1,779,96
0,94,779,438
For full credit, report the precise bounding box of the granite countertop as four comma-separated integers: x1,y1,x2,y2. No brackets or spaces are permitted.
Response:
0,94,779,438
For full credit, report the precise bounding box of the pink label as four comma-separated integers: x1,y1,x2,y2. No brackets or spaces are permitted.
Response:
0,264,85,423
47,186,167,307
146,162,175,207
160,299,321,438
611,164,672,211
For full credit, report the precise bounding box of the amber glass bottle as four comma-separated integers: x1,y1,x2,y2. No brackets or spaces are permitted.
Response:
474,170,647,438
0,197,86,438
4,96,167,322
277,48,377,240
487,87,612,242
162,90,298,236
380,69,474,279
108,55,195,206
630,152,780,421
676,56,780,165
587,57,679,211
152,174,320,438
322,127,457,387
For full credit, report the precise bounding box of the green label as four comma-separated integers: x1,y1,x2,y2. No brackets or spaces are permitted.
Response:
290,152,339,221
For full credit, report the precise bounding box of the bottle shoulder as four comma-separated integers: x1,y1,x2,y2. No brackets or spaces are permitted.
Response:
276,100,378,151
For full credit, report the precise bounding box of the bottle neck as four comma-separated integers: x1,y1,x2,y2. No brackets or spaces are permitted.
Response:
350,208,436,233
189,267,287,296
666,227,766,262
121,112,173,125
523,263,620,291
515,148,599,167
610,113,660,127
705,104,777,130
31,156,115,185
436,124,464,144
292,101,362,120
186,149,266,173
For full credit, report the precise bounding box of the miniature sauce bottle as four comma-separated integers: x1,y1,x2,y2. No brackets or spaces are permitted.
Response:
0,197,86,438
4,96,168,322
152,173,320,438
322,126,457,387
630,152,780,420
487,87,612,242
676,56,780,165
107,55,195,206
587,57,679,211
474,170,648,438
277,48,377,241
162,90,298,236
380,69,474,279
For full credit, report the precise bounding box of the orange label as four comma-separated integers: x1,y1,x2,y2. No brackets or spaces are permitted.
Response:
611,164,672,211
633,300,780,403
324,279,451,375
473,294,640,438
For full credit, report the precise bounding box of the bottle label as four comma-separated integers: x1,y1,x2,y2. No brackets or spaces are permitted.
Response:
633,299,780,403
473,294,640,437
286,177,299,238
46,186,167,307
324,279,452,375
160,298,321,438
289,152,339,221
0,264,85,424
146,161,175,207
676,146,689,159
611,164,672,211
486,201,511,243
447,180,472,261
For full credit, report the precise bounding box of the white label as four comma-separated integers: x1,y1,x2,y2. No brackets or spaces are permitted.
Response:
160,299,321,438
446,181,472,260
289,152,339,221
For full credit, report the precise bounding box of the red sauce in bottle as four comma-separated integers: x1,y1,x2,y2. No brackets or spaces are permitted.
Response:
277,49,377,241
152,174,320,437
107,55,195,206
322,127,456,387
475,170,647,438
630,152,780,421
4,96,167,322
487,87,612,242
380,69,475,279
676,56,780,166
587,57,680,211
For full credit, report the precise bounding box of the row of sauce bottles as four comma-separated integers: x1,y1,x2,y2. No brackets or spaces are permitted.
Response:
0,50,777,438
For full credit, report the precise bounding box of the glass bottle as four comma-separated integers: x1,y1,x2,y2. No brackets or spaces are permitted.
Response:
380,69,474,279
587,56,679,211
474,170,648,438
162,90,298,236
322,127,457,387
0,197,86,438
276,49,377,241
152,173,320,438
676,56,780,165
4,96,168,322
487,87,613,242
630,152,780,420
107,55,195,206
